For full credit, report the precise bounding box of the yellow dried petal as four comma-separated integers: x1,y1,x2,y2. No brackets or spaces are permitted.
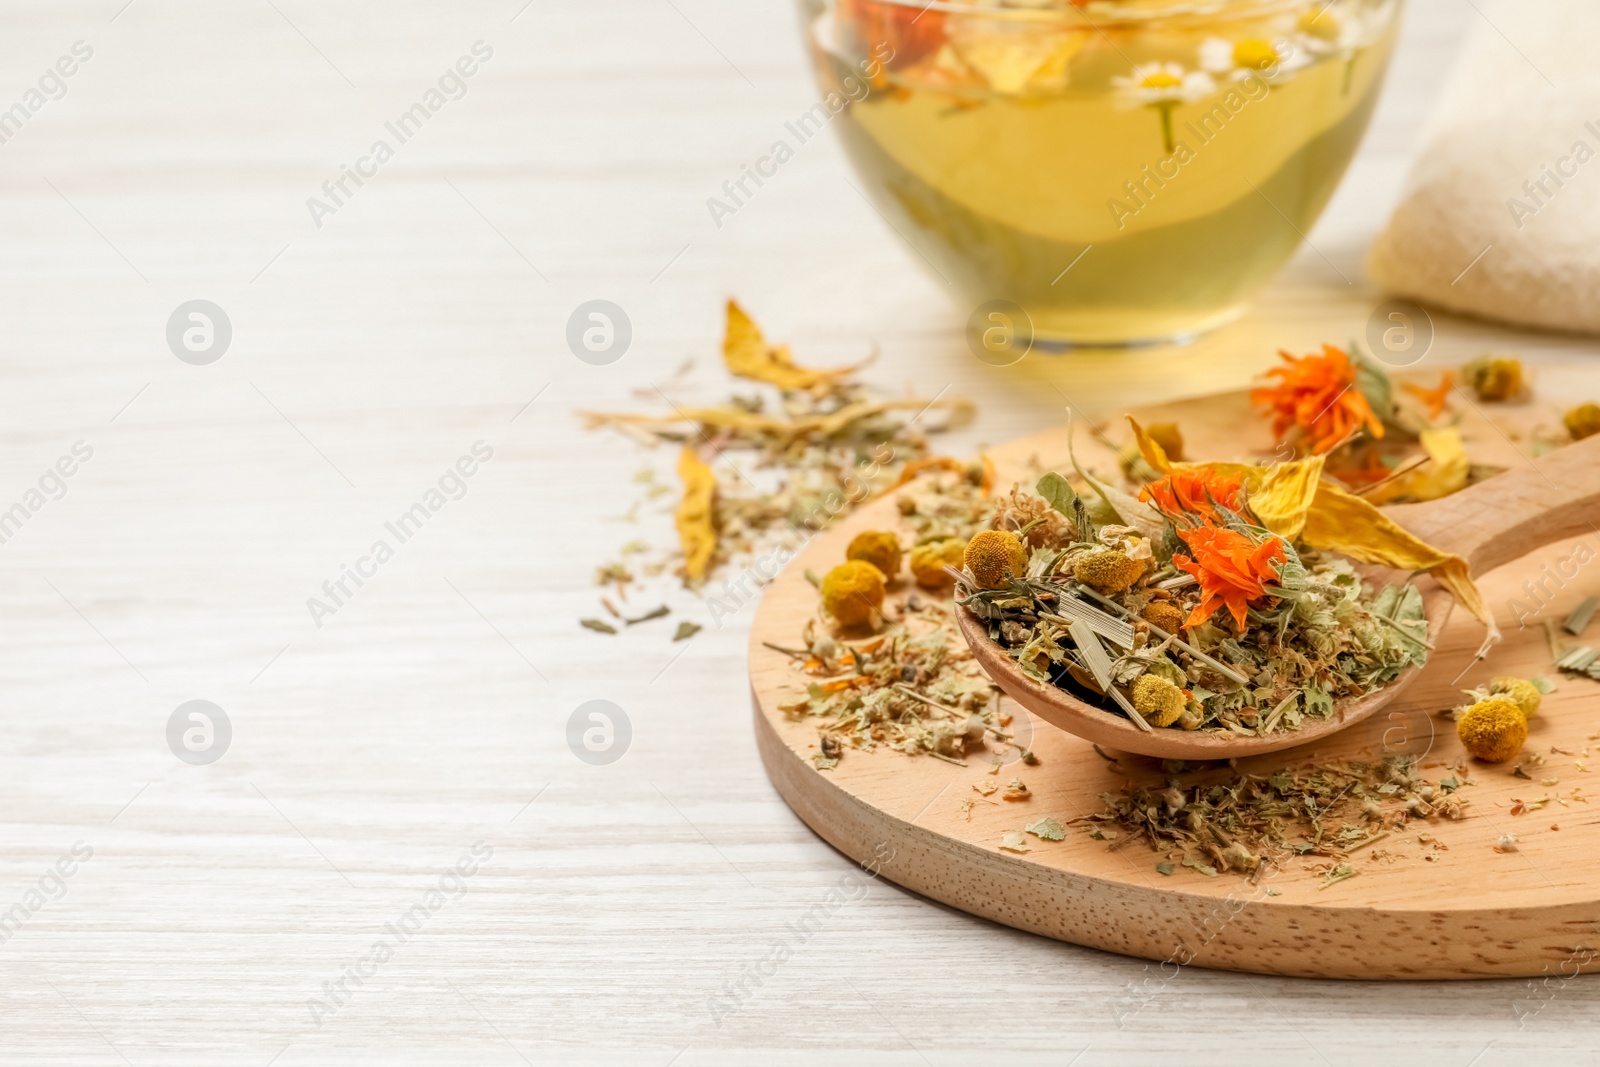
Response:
1364,427,1470,505
1128,416,1174,474
1146,423,1185,462
675,446,717,584
722,300,869,394
1249,455,1327,540
1297,480,1498,645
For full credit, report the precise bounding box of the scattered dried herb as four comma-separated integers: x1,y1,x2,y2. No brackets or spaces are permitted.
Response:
1565,596,1599,637
672,621,702,642
581,299,976,632
773,467,1028,770
998,831,1031,853
1026,817,1065,841
583,300,974,592
1080,754,1471,880
580,618,617,635
625,605,670,626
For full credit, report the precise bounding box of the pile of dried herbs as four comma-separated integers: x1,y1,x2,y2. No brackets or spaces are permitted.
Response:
774,469,1021,769
1081,754,1473,880
580,300,974,629
956,457,1437,737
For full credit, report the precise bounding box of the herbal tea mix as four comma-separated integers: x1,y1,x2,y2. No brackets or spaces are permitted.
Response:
589,303,1600,882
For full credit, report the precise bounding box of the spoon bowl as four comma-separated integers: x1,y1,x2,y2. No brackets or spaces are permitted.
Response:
957,431,1600,759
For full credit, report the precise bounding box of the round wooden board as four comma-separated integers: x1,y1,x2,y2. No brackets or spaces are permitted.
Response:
751,368,1600,979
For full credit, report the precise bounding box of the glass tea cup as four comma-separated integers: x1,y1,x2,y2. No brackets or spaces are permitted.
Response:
799,0,1402,346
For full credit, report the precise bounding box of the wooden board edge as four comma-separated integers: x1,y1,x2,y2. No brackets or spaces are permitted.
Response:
753,688,1596,980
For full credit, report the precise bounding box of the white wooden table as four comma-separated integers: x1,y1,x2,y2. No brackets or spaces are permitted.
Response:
1,0,1594,1063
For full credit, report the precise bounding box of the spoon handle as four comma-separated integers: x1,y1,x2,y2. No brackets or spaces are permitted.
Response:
1386,431,1600,574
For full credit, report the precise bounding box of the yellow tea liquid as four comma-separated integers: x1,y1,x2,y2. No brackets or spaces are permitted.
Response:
810,1,1400,344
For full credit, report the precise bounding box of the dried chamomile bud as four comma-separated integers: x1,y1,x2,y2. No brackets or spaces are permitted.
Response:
1131,674,1186,728
909,537,966,590
1564,402,1600,442
1461,355,1523,402
1456,697,1527,763
1487,676,1541,718
846,530,903,580
1141,600,1185,634
964,529,1027,590
1074,547,1147,594
820,560,885,629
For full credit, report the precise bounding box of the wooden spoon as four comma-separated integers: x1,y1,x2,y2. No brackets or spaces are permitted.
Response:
957,431,1600,759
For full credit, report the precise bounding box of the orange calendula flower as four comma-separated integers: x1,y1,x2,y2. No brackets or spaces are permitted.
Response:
1172,525,1287,631
1251,344,1384,454
1139,467,1246,523
1402,370,1452,420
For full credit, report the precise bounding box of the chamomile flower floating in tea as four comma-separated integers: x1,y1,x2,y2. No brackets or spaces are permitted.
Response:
1110,61,1214,152
1197,36,1307,83
1291,1,1391,90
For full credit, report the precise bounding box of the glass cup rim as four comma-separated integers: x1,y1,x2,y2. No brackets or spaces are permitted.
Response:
846,0,1312,27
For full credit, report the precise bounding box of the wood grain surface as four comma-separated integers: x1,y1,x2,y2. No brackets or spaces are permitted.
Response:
752,382,1600,979
3,0,1599,1063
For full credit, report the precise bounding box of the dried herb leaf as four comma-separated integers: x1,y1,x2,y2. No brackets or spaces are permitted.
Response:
998,831,1031,853
580,618,618,635
1036,472,1077,515
625,605,670,625
672,621,702,642
1026,817,1065,841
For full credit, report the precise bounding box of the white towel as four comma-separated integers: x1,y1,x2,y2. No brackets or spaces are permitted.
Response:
1367,0,1600,335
